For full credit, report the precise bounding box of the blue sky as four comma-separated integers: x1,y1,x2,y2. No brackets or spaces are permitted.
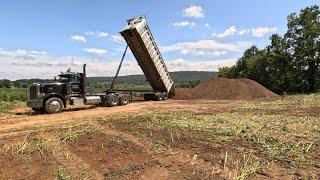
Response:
0,0,318,79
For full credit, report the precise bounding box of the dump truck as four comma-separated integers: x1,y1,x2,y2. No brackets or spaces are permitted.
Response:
26,16,175,114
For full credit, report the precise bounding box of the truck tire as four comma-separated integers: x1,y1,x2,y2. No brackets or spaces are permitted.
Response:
105,94,119,107
44,97,63,114
143,94,153,101
119,95,129,106
155,93,162,101
32,108,44,113
162,93,168,100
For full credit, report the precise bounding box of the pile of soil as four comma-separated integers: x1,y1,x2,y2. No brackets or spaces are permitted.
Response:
173,78,278,100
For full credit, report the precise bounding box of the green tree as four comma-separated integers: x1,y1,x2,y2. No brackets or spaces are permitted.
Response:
266,34,293,93
235,46,259,78
2,79,11,88
13,81,22,88
286,5,320,92
219,5,320,94
218,66,237,78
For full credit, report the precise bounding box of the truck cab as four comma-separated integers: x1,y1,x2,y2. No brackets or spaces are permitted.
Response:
27,70,84,113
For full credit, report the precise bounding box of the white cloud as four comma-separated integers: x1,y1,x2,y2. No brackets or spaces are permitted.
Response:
212,26,237,39
0,47,240,80
183,5,204,19
173,21,196,28
111,35,125,44
29,51,47,55
84,48,107,55
1,55,237,80
204,23,210,29
85,31,109,38
0,56,143,80
212,26,277,38
161,39,251,57
0,48,48,60
168,58,237,72
71,35,86,43
251,27,277,37
238,29,250,35
85,31,95,35
97,32,109,38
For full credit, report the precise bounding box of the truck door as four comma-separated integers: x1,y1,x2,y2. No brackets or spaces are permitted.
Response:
70,75,81,94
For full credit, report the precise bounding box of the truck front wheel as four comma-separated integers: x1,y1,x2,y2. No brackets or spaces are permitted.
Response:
45,97,63,114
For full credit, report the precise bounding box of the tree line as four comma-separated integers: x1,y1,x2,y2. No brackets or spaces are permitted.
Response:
219,6,320,94
0,71,217,89
0,79,47,88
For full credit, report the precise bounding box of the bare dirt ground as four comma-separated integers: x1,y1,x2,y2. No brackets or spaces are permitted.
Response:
0,97,319,179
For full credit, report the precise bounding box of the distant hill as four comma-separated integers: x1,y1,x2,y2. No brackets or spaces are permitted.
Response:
3,71,218,89
87,71,218,85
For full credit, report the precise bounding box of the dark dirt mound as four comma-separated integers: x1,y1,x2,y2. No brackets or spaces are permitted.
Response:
173,78,278,100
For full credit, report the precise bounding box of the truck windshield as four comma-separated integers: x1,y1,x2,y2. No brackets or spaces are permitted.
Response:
59,76,70,83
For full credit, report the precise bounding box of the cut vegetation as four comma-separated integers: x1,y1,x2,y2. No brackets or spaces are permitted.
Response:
0,93,319,179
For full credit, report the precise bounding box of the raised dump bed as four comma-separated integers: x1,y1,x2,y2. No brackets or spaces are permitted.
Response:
120,16,175,97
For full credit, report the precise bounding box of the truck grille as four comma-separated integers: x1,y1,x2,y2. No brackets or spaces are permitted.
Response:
29,84,39,99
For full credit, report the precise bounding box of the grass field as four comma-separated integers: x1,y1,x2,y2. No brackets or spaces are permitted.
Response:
0,94,319,179
0,88,27,112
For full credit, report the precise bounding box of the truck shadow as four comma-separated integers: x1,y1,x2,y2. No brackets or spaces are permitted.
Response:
15,105,98,116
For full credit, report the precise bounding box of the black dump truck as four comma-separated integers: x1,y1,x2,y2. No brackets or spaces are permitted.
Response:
26,16,175,114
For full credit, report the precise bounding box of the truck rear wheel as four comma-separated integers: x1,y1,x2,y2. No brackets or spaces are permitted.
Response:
162,93,168,100
105,94,119,107
119,94,129,105
45,97,63,114
144,93,153,101
155,94,162,101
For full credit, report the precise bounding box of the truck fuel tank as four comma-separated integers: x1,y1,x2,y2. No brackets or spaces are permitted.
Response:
84,96,101,105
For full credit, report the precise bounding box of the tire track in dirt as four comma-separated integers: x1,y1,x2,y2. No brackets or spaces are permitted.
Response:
90,122,153,153
44,138,105,180
90,121,230,179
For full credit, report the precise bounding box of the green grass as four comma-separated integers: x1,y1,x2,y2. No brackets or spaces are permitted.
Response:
59,125,92,142
0,100,25,112
0,88,27,112
0,134,46,156
0,88,28,101
55,166,71,180
236,152,260,180
240,93,320,111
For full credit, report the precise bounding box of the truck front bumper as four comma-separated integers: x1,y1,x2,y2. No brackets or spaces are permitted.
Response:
26,99,43,108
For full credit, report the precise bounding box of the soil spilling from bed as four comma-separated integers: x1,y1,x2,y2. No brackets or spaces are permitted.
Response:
173,78,278,100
